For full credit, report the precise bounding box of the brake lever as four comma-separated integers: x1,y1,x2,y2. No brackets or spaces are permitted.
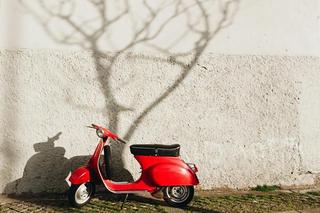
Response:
85,125,95,129
117,138,127,144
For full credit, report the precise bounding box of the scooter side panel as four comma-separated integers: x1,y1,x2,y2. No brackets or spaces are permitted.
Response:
134,156,199,186
69,166,91,185
148,163,199,186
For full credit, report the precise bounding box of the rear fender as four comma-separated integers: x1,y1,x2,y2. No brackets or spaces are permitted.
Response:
69,166,91,185
148,163,199,186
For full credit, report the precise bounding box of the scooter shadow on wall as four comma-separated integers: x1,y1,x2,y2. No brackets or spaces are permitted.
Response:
5,132,70,194
4,132,133,195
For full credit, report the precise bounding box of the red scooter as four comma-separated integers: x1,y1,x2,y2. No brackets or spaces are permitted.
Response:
68,124,199,208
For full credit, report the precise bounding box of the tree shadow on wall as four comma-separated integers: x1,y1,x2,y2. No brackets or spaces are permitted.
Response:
17,0,240,186
4,132,133,194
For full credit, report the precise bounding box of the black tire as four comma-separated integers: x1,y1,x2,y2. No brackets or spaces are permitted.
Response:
163,186,194,208
68,182,95,207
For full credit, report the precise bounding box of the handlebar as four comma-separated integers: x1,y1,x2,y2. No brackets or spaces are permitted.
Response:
116,138,127,144
87,123,127,144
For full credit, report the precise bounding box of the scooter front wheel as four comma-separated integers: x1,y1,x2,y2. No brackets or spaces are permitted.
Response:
163,185,194,208
68,182,95,207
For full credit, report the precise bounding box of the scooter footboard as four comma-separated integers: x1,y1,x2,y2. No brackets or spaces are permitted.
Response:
69,166,91,185
148,164,199,186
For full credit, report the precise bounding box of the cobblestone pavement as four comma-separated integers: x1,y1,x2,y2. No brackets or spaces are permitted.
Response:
1,190,320,213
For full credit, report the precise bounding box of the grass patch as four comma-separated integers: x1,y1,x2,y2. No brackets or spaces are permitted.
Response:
252,185,281,192
190,191,320,212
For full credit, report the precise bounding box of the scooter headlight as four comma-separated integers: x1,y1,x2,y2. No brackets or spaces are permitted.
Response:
96,128,105,138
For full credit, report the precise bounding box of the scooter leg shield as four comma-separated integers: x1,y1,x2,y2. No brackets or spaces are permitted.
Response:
69,166,91,185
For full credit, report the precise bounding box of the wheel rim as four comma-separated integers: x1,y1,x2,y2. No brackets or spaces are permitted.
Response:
74,183,92,204
165,186,190,203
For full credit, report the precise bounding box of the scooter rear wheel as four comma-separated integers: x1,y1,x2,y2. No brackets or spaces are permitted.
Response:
68,182,95,207
163,186,194,208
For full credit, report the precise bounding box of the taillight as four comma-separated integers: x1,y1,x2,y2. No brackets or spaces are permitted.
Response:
187,163,198,173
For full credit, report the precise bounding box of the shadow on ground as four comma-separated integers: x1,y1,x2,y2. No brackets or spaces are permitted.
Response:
4,191,320,212
4,192,219,213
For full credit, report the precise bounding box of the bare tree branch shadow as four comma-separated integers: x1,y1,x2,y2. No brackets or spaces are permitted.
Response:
14,0,240,189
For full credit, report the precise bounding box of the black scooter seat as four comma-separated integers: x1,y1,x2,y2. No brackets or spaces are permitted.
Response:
130,144,180,157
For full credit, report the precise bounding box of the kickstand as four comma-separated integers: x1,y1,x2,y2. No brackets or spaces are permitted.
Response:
120,193,128,210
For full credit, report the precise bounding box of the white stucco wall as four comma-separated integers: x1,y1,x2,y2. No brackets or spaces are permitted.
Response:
0,0,320,193
0,0,319,55
1,50,320,193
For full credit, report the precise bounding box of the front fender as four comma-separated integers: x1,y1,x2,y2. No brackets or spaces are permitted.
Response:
69,166,91,185
148,163,199,186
